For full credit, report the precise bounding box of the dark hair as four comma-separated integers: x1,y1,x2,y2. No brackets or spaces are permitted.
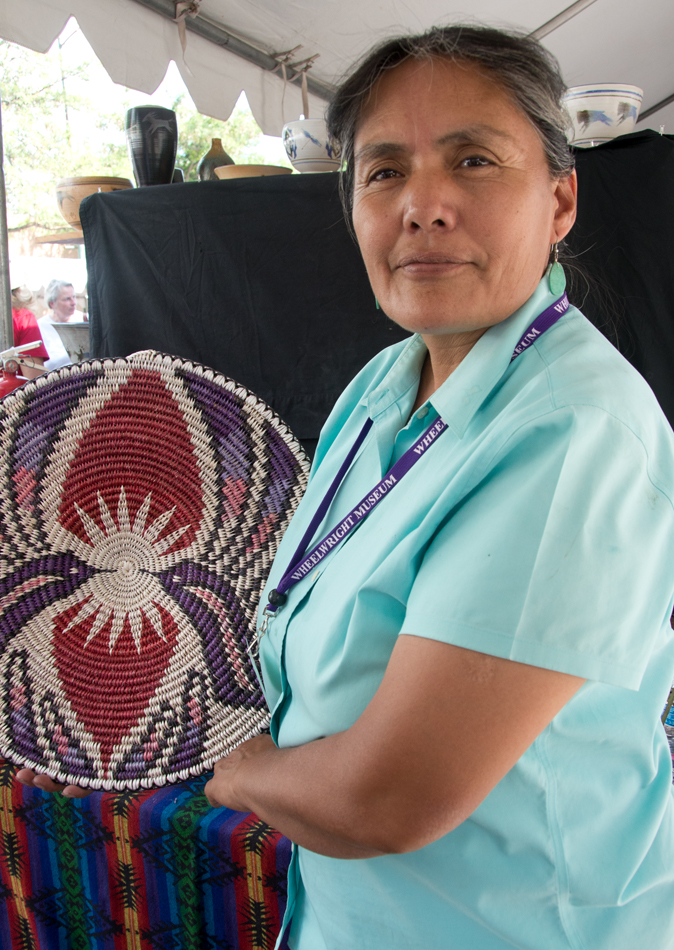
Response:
326,24,575,223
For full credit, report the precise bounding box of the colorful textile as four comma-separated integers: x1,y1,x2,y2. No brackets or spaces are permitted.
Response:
0,758,290,949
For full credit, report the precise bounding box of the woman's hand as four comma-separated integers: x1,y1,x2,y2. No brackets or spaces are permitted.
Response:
15,768,93,798
203,733,381,859
204,734,277,811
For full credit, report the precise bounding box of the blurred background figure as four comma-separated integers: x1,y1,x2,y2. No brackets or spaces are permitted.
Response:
38,279,84,370
10,288,48,378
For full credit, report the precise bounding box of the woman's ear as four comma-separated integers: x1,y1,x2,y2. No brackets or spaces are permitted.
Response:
551,169,578,243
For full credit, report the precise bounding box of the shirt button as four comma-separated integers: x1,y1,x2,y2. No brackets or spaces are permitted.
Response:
417,405,429,419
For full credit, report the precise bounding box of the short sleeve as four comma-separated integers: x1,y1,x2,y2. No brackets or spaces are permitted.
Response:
12,309,50,360
402,406,674,689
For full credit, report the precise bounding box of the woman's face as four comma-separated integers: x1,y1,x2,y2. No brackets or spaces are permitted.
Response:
352,58,577,337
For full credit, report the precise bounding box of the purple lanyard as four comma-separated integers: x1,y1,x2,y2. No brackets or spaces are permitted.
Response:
265,293,569,615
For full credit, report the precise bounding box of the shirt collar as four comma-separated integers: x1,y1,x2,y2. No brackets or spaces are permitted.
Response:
367,277,561,437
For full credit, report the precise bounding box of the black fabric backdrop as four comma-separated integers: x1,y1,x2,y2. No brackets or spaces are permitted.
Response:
81,172,409,457
82,130,674,453
567,130,674,426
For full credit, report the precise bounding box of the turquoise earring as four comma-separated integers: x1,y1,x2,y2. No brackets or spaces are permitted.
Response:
548,242,566,296
375,297,380,310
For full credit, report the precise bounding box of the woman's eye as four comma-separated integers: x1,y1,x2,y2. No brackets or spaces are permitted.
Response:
460,155,492,168
369,167,401,182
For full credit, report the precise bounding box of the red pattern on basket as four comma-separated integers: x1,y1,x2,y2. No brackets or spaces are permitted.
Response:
223,476,248,521
58,370,201,553
12,466,36,509
52,599,179,767
247,511,279,553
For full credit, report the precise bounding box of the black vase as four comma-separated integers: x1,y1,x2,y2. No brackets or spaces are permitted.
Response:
125,106,178,187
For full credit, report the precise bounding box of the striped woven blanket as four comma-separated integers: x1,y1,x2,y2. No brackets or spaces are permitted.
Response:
0,758,290,949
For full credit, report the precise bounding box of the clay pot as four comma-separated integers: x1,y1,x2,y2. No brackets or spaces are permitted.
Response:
214,165,292,180
197,138,234,181
55,176,134,230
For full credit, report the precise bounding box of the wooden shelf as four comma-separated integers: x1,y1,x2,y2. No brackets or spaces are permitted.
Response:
33,230,84,246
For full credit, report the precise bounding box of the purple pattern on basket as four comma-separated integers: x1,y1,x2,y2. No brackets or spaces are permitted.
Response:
0,554,96,652
180,368,302,552
168,671,209,773
4,652,41,766
10,373,98,482
261,423,302,518
113,704,179,781
159,562,266,708
0,355,307,788
180,371,253,482
11,372,98,470
38,691,97,778
2,372,98,541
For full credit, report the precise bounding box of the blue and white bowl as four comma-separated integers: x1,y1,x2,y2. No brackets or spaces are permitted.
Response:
282,118,341,173
563,84,643,147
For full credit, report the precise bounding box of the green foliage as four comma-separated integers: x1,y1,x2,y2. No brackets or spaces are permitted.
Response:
1,33,290,229
174,94,291,181
1,37,131,229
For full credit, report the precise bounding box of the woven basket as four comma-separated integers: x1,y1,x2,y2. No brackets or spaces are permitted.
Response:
0,352,309,790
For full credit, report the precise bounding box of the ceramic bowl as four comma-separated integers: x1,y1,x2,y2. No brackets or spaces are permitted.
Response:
55,176,133,230
563,84,643,147
214,164,293,179
282,118,341,173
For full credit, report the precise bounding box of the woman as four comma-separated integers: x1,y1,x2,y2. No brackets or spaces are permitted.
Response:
21,25,674,950
204,25,674,950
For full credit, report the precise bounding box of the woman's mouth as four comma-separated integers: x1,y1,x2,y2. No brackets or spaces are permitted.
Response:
396,254,470,275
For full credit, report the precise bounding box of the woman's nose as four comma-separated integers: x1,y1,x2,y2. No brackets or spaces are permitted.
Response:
401,170,459,233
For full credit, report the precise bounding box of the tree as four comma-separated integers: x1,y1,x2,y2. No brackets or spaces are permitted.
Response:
0,29,290,232
1,36,131,230
173,94,289,181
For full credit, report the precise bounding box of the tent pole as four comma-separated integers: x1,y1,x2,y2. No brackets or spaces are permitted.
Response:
0,93,13,352
131,0,334,102
638,91,674,123
530,0,600,40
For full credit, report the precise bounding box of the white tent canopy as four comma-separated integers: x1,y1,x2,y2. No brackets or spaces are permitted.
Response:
1,0,673,136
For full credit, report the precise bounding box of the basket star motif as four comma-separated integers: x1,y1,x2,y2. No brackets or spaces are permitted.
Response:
66,487,191,653
0,353,309,790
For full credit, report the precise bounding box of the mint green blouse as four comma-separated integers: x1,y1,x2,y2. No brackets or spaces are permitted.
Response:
259,278,674,950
